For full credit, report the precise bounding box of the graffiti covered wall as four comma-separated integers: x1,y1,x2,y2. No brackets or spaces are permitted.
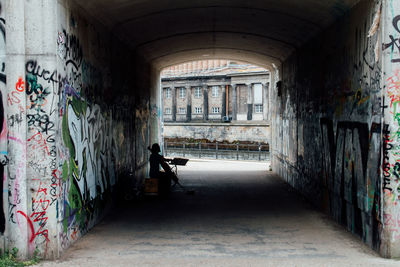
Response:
381,0,400,257
1,0,155,259
0,0,6,240
271,0,387,255
54,1,148,257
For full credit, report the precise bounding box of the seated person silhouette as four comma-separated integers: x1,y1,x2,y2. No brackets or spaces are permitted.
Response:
148,143,178,194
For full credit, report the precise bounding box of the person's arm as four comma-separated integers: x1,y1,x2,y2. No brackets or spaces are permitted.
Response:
160,156,172,173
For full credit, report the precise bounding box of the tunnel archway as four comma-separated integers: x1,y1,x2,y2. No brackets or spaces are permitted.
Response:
75,0,361,71
2,0,400,260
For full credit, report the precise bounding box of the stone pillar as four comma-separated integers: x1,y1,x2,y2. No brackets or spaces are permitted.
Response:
221,85,227,118
172,87,177,122
263,82,269,122
186,86,191,122
232,84,237,121
381,0,400,258
6,0,29,258
203,85,208,120
247,83,253,121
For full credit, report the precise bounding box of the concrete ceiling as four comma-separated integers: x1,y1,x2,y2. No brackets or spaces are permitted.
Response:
75,0,361,70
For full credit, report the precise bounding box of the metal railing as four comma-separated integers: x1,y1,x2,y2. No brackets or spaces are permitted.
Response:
164,142,270,161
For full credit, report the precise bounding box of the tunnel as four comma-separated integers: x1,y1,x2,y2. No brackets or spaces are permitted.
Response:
0,0,400,260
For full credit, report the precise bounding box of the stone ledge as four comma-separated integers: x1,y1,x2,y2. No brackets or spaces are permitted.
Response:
164,121,270,127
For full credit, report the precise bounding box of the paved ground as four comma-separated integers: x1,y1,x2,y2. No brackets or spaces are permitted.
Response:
39,160,399,266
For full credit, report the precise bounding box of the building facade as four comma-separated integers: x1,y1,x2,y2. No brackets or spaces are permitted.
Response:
161,61,270,123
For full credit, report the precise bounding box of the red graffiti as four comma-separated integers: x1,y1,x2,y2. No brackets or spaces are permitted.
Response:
17,210,49,245
8,91,21,106
15,77,25,92
387,69,400,107
27,131,50,155
17,181,51,253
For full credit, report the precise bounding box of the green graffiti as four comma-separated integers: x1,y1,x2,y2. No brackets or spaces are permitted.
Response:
61,91,115,235
63,208,69,233
26,73,50,112
62,161,69,183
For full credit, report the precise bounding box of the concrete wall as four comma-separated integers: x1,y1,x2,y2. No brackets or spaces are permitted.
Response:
0,0,6,252
164,122,270,143
381,0,400,257
270,0,400,257
1,0,156,259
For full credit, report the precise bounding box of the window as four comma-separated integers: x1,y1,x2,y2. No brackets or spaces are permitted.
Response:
212,86,219,97
254,104,263,113
212,107,220,114
194,87,202,98
165,88,171,99
253,84,263,104
178,107,186,114
195,107,202,114
179,88,186,98
165,108,171,114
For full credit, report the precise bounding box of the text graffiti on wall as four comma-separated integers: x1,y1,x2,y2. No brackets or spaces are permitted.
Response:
320,119,382,246
385,69,400,203
23,57,59,255
383,15,400,63
56,26,120,252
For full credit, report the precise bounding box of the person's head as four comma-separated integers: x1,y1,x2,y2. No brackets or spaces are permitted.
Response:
149,143,161,154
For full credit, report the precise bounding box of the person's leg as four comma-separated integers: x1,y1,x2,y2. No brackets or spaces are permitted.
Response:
158,172,171,195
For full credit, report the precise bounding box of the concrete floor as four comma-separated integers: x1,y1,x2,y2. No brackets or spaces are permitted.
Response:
39,160,399,266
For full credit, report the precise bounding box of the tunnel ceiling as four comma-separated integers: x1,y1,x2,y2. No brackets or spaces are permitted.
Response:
75,0,361,69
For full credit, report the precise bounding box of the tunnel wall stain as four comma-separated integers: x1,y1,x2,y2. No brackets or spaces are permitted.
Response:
271,0,386,254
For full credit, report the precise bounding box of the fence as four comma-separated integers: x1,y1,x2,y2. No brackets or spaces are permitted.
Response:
164,142,270,161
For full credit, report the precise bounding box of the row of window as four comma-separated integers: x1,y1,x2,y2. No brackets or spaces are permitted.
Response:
164,105,263,115
165,86,220,99
164,107,221,114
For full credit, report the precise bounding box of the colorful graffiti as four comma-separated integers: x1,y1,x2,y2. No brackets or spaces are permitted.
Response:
382,3,400,248
0,4,148,257
383,71,400,206
55,25,131,254
60,88,115,235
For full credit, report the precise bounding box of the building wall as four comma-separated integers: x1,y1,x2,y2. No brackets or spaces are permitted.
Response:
162,73,269,122
164,122,270,143
270,0,399,257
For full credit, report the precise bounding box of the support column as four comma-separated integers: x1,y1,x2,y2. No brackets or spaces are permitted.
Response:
247,83,253,121
172,87,177,122
381,0,400,258
186,86,191,122
232,84,237,121
221,85,227,118
6,0,29,259
263,82,269,122
203,85,208,121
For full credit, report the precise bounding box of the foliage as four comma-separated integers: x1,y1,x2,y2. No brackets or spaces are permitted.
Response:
0,248,40,267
